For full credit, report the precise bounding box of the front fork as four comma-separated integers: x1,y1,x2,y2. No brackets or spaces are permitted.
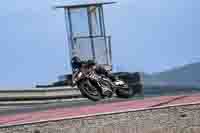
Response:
98,79,114,96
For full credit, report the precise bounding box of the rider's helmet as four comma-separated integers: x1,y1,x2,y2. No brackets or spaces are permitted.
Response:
71,56,81,70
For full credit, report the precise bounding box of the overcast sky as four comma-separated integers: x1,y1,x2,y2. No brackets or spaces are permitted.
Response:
0,0,200,88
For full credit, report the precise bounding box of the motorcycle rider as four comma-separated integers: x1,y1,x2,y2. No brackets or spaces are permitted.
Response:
71,56,123,97
71,56,118,82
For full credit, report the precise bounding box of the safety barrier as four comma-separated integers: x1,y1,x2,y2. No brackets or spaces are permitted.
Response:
0,86,82,101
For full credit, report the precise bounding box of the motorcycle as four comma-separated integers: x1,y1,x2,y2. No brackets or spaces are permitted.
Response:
72,62,134,101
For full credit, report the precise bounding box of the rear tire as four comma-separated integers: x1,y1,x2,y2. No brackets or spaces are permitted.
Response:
78,79,102,101
116,87,134,98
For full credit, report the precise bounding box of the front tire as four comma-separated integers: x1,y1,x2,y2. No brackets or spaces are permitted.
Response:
78,79,102,101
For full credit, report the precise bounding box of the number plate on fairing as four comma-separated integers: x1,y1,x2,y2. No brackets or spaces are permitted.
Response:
89,73,99,80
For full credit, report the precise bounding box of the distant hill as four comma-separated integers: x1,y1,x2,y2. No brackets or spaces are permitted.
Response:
144,62,200,86
113,63,200,95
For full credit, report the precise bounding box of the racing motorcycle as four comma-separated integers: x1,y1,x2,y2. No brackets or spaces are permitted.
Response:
72,62,134,101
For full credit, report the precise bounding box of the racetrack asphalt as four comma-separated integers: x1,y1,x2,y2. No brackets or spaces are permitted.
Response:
0,90,198,117
0,96,144,117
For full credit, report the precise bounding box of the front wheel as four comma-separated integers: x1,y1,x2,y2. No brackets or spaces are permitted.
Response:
78,79,102,101
116,87,134,98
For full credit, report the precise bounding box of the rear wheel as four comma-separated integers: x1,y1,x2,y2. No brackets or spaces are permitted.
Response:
78,79,102,101
116,87,134,98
